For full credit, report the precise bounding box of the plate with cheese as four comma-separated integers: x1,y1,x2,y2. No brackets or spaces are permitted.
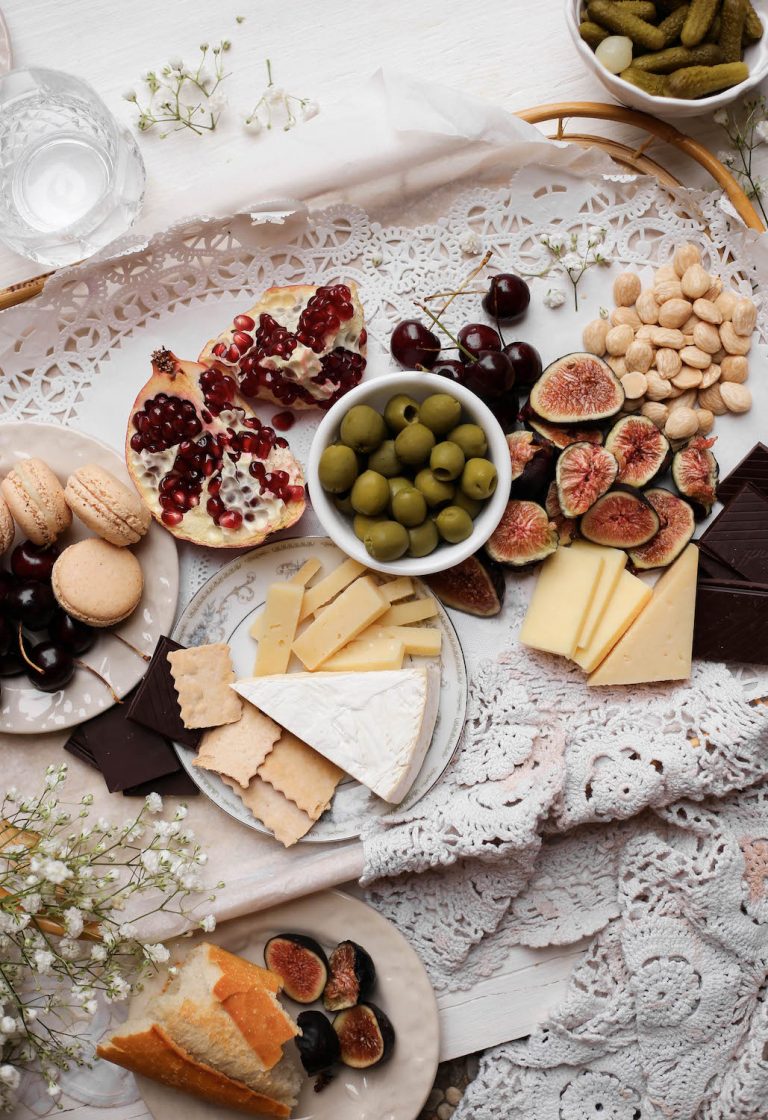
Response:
172,536,467,844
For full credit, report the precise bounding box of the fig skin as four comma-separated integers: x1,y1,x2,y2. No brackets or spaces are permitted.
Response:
579,487,660,549
296,1010,341,1074
423,554,505,617
529,352,624,425
545,481,577,546
333,1002,396,1069
507,431,555,502
555,441,618,519
485,500,559,567
604,415,670,489
627,488,696,571
522,404,605,451
264,933,329,1004
672,436,719,519
323,941,376,1012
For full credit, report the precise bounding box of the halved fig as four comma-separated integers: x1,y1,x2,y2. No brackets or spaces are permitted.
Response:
627,488,695,570
555,442,618,519
264,934,328,1003
672,436,719,518
579,488,660,549
522,405,605,451
604,416,670,489
333,1003,395,1069
423,554,505,617
506,431,554,501
485,500,559,567
529,352,624,424
296,1010,341,1075
323,941,376,1012
545,481,577,546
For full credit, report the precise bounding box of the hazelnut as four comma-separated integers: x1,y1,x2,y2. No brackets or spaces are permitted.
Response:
720,355,748,383
658,298,693,329
680,263,711,300
625,339,654,373
719,320,752,356
654,279,684,304
582,318,609,356
641,401,669,428
731,297,757,337
692,298,722,325
720,382,752,414
613,272,641,307
698,383,728,415
611,305,642,330
621,371,648,399
679,345,711,370
664,407,699,440
655,348,682,379
673,242,701,277
605,324,634,357
714,289,738,320
696,408,715,434
672,366,703,390
635,289,660,325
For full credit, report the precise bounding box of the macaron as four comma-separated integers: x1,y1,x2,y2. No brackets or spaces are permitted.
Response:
52,538,143,627
0,494,14,555
65,464,151,547
1,459,71,546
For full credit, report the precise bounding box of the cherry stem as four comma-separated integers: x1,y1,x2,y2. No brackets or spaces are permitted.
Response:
424,289,485,300
416,303,475,363
17,625,42,674
110,632,152,662
74,661,122,704
435,250,493,318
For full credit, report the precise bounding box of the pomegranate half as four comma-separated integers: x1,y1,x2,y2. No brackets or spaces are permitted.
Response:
198,282,367,410
125,349,306,548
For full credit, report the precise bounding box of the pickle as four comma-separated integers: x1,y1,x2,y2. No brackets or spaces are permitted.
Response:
719,0,747,60
616,1,658,19
580,19,610,47
632,41,723,69
658,4,690,42
681,0,719,45
620,65,668,92
743,0,763,40
706,13,722,40
665,60,749,96
656,0,687,8
588,0,666,47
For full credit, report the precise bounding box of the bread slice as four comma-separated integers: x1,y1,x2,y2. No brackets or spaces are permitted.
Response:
97,942,302,1116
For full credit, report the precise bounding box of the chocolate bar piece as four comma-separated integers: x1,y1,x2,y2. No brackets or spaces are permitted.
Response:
697,483,768,583
694,581,768,664
697,549,741,581
64,735,99,770
717,442,768,505
126,635,202,749
123,769,199,797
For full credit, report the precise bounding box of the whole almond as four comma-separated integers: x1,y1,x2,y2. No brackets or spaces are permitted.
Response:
673,243,701,277
607,356,627,378
731,297,757,337
621,371,648,399
582,318,609,356
679,345,711,369
696,409,714,435
641,401,669,428
636,289,660,325
693,321,721,355
681,264,711,300
715,290,738,320
649,326,685,350
711,347,727,364
645,372,673,401
605,324,634,357
611,305,642,329
692,298,722,325
635,324,656,341
681,314,701,333
613,272,641,307
699,363,721,389
672,366,703,390
668,388,698,411
720,382,752,414
658,298,693,329
704,278,723,303
655,264,678,285
719,320,751,356
620,398,643,413
655,348,682,379
654,279,684,304
698,383,727,415
664,407,699,440
625,339,654,373
720,355,748,383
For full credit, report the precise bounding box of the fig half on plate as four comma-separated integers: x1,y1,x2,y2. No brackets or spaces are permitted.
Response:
422,554,505,617
264,933,329,1003
485,500,559,567
555,441,618,519
580,488,660,549
529,352,624,424
604,415,670,489
627,488,695,570
672,436,719,518
323,941,376,1012
333,1003,396,1069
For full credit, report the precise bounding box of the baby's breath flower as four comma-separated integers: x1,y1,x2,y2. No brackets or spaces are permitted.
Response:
145,792,163,814
200,915,216,933
243,59,319,136
144,943,170,964
544,287,566,309
127,42,231,135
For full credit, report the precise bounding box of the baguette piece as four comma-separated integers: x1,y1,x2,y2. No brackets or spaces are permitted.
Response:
98,942,302,1117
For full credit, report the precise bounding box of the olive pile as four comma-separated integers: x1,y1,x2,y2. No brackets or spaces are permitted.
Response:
318,392,497,562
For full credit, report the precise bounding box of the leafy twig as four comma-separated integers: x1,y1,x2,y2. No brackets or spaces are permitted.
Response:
715,97,768,229
124,42,231,136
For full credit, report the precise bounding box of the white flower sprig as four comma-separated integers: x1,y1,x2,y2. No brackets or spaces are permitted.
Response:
124,41,231,136
715,96,768,228
243,59,319,135
540,227,609,311
0,765,220,1111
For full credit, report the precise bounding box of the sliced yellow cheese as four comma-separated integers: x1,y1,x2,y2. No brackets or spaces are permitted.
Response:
253,582,304,676
357,624,442,657
588,544,698,686
571,542,627,649
381,576,415,604
519,546,604,658
322,638,405,672
300,558,367,621
292,576,389,670
379,597,438,627
248,558,322,640
573,569,652,673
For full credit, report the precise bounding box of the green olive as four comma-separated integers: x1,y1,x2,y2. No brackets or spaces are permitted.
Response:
384,394,420,434
414,468,455,508
435,505,474,544
318,444,359,493
333,493,354,516
453,489,484,519
367,439,402,478
364,520,409,562
394,422,436,467
449,423,488,459
419,393,462,437
387,476,411,504
461,457,498,501
430,440,465,481
353,513,384,541
391,486,428,528
350,470,390,516
408,518,439,558
340,404,387,454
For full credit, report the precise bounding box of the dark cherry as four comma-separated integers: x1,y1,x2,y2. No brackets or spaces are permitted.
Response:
432,359,465,383
23,640,74,693
390,320,441,369
49,612,96,656
11,542,60,582
0,649,23,677
482,273,531,321
462,351,515,399
0,616,11,658
6,581,58,630
457,323,502,363
488,392,521,434
0,571,17,614
503,341,542,387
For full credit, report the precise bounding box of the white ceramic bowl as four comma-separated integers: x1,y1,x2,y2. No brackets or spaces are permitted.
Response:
308,372,512,576
566,0,768,119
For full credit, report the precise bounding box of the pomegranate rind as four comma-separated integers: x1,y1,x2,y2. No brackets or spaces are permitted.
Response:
671,436,719,518
579,489,660,549
545,481,577,546
529,352,624,425
485,500,559,567
555,442,618,519
604,415,670,489
627,488,695,570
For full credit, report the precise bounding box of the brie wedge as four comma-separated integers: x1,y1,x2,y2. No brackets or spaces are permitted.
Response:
233,666,439,804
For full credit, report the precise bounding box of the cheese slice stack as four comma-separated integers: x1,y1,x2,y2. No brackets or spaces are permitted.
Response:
234,666,440,804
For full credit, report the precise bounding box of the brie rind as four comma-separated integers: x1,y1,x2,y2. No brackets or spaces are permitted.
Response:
233,666,439,804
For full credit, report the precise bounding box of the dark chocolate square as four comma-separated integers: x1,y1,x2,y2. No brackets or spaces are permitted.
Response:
697,483,768,583
694,581,768,664
717,442,768,506
123,769,199,797
697,548,742,581
63,734,99,770
126,635,202,749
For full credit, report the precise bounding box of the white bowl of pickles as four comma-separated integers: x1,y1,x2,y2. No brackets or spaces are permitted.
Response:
308,372,512,576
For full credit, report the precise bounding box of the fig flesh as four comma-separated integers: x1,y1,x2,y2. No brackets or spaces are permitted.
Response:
264,933,329,1003
627,488,695,570
672,436,719,518
422,554,505,617
523,406,605,451
485,500,559,567
507,431,554,502
579,488,660,549
296,1010,341,1074
529,352,624,424
555,441,618,519
333,1003,395,1069
604,415,670,488
545,481,577,546
323,941,376,1012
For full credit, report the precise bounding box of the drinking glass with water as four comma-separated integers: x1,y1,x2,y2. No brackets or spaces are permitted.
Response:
0,68,146,268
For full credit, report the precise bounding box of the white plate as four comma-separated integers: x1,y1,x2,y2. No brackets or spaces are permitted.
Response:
173,535,467,843
135,890,439,1120
0,422,179,733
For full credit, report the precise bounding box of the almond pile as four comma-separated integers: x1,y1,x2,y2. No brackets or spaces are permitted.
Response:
582,243,755,442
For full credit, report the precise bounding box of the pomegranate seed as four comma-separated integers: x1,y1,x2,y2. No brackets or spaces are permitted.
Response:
232,330,253,351
271,410,294,431
275,436,289,448
207,496,224,518
218,509,243,530
234,314,256,331
162,509,184,526
225,344,240,363
286,485,305,503
212,342,228,357
208,477,222,495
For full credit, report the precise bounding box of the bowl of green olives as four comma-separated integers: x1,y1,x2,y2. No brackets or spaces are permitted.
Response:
308,372,512,575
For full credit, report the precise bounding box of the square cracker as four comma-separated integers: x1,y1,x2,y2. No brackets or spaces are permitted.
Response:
193,705,281,788
258,731,343,820
222,775,314,847
167,643,242,729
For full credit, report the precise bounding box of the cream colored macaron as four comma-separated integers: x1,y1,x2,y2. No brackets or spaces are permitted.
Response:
0,494,14,555
1,459,71,546
52,539,144,627
65,464,151,547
